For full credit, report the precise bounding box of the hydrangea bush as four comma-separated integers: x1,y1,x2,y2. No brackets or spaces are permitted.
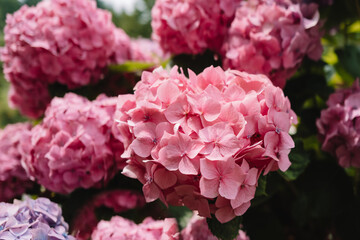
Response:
0,0,360,239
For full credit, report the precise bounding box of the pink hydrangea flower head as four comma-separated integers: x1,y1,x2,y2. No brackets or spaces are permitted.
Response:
2,0,122,88
72,190,145,240
7,79,51,119
130,38,170,65
1,0,131,117
116,65,296,222
222,0,323,88
151,0,242,55
21,93,125,194
111,28,132,64
181,213,250,240
91,216,179,240
0,122,33,202
317,80,360,168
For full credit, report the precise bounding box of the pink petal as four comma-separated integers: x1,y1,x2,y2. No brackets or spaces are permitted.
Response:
234,201,251,216
157,80,180,105
154,168,177,189
143,182,161,202
199,177,219,198
203,98,221,122
200,158,219,179
215,207,236,223
130,138,154,158
179,156,199,175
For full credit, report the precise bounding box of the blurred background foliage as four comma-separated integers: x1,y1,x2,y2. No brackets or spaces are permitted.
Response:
1,0,360,239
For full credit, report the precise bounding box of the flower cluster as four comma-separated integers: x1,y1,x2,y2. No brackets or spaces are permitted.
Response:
181,213,249,240
72,190,145,240
91,216,179,240
115,66,296,222
0,123,33,202
222,0,323,88
152,0,322,88
317,81,360,168
151,0,241,55
0,197,75,240
130,38,169,65
21,93,125,194
1,0,130,118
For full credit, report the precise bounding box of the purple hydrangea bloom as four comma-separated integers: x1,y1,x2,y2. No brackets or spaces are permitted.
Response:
0,197,75,240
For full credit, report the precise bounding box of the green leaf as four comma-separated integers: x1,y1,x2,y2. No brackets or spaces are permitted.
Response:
108,61,155,73
280,139,310,181
206,215,242,240
336,45,360,80
167,206,193,230
255,175,267,197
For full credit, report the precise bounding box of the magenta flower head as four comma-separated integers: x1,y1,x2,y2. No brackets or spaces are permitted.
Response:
115,65,296,223
21,93,125,194
151,0,241,55
0,197,75,240
91,216,179,240
317,80,360,168
0,123,33,202
1,0,130,118
222,0,323,88
181,213,250,240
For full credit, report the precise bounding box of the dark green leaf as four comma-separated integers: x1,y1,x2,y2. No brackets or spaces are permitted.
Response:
206,215,242,240
255,175,267,197
167,206,193,230
336,45,360,80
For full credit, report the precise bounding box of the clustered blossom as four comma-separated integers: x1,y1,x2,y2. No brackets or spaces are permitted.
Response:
0,197,75,240
1,0,130,118
181,213,250,240
91,216,179,240
21,93,125,194
317,81,360,168
0,123,33,202
130,38,169,65
72,190,146,240
221,0,323,87
114,66,296,223
151,0,241,55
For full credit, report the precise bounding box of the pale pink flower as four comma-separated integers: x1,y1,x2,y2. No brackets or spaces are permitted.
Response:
200,158,245,199
199,122,240,161
91,216,179,240
159,131,204,175
130,38,169,64
181,213,250,240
